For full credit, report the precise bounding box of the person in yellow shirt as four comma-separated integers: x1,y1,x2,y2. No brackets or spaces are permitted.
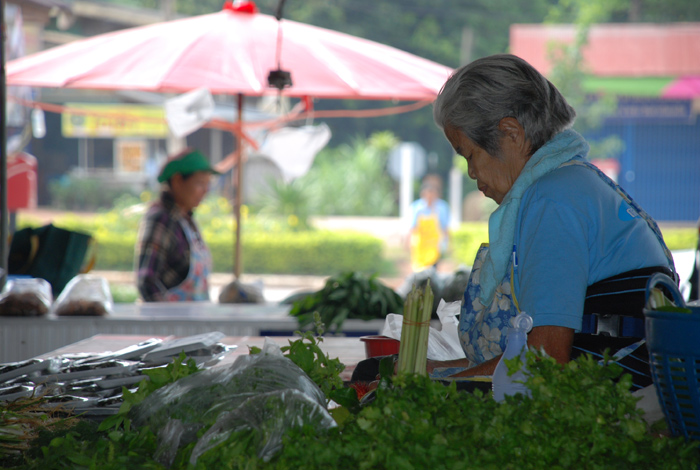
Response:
408,174,450,272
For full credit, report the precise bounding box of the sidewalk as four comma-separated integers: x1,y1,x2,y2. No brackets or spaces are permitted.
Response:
94,270,408,303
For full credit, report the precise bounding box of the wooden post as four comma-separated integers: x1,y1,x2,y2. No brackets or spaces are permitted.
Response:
233,94,243,280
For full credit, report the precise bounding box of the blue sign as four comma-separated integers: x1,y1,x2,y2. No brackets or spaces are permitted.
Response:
605,97,695,125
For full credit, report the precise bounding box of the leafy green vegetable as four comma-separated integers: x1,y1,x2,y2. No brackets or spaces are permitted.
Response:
396,281,434,376
98,352,200,433
289,271,403,332
280,332,345,401
10,337,700,470
0,395,77,468
274,351,700,470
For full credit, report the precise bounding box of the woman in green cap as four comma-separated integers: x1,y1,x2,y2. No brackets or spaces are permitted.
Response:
135,148,220,302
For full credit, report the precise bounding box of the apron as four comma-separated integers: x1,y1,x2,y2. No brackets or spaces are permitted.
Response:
411,213,442,272
163,219,212,302
458,243,515,365
458,160,676,368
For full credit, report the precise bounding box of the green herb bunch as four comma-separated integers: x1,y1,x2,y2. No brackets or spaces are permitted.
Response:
10,344,700,470
0,395,77,467
275,351,700,470
251,317,346,402
14,334,348,470
16,353,199,470
289,271,403,332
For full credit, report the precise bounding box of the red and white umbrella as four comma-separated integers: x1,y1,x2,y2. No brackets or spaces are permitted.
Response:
5,0,453,279
6,1,452,101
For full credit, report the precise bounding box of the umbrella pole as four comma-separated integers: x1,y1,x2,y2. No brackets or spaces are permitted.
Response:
233,93,243,280
0,2,8,290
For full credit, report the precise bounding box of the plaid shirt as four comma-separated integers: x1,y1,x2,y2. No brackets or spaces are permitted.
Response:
135,191,205,301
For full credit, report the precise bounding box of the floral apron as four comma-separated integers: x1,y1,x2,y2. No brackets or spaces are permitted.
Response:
458,160,675,366
163,219,212,302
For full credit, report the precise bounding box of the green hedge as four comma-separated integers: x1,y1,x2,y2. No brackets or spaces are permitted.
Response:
207,230,384,274
661,226,699,251
451,222,490,266
91,229,384,275
449,222,698,266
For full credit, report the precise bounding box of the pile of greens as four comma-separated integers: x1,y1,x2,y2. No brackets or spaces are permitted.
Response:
289,271,404,332
4,332,700,469
277,354,700,470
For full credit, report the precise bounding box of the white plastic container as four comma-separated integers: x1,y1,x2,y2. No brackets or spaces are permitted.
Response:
492,311,533,402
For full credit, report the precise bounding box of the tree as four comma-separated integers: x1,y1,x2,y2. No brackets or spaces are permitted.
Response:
545,0,628,160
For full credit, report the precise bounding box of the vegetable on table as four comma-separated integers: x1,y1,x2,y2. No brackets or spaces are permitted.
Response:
289,271,403,332
396,281,434,376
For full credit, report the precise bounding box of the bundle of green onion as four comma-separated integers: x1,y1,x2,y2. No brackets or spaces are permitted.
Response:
396,281,434,376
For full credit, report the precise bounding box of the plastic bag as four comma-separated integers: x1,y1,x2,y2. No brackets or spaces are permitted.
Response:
190,389,334,464
0,277,53,316
130,338,336,467
381,299,466,361
52,274,113,316
218,279,265,304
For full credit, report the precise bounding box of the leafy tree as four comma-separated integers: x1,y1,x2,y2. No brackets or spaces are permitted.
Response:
299,131,400,216
545,0,628,160
250,178,313,230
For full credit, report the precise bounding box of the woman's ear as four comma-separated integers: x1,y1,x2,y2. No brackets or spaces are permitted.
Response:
498,117,530,155
169,173,184,192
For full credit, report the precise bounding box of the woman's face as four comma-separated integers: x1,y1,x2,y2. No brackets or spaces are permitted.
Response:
445,122,529,205
171,171,211,213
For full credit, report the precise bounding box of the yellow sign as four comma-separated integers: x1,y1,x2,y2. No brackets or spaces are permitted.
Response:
114,139,147,173
62,103,169,138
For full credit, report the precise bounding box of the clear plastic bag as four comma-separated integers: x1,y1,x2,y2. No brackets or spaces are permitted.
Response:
130,338,336,467
190,389,335,464
0,277,53,316
52,274,113,316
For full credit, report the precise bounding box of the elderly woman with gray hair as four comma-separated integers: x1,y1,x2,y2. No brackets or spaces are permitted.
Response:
424,54,677,389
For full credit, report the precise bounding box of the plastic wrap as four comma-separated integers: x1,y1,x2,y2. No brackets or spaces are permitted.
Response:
52,274,113,316
130,338,335,466
0,277,53,316
191,389,335,464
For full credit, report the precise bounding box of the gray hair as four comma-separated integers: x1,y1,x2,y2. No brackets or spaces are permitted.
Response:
433,54,576,156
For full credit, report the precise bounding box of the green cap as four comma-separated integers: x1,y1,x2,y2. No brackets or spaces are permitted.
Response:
157,149,220,183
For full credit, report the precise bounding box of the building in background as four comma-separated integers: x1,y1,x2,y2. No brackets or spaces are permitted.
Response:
511,23,700,222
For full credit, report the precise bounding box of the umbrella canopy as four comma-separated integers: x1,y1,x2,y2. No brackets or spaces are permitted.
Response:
662,76,700,99
5,1,452,101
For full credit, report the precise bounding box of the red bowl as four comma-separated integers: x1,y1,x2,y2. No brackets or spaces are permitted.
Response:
360,335,400,358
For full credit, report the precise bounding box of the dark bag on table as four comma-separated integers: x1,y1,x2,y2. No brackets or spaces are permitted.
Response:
8,224,95,297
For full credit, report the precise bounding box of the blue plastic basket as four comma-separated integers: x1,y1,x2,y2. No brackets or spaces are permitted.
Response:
644,273,700,440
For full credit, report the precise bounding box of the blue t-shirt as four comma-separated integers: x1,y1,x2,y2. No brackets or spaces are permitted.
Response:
512,161,670,331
